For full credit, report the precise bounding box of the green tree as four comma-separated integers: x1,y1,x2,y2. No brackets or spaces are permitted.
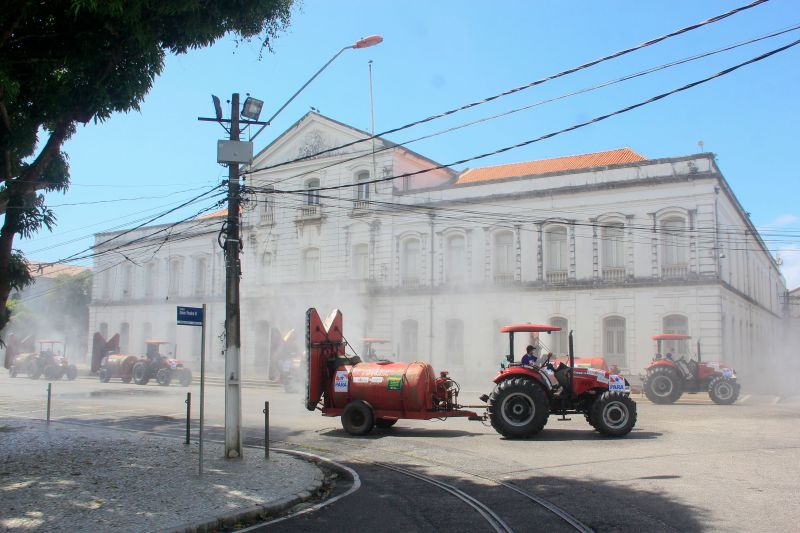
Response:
0,0,294,336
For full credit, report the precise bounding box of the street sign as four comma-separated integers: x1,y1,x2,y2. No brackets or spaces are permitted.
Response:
177,306,203,326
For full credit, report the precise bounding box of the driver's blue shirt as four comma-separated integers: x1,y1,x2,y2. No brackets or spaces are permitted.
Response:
521,354,537,366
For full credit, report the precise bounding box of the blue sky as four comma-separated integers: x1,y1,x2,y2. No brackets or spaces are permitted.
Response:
22,0,800,286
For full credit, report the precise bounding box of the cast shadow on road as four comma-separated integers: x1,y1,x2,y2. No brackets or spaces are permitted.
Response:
318,426,480,440
268,460,710,533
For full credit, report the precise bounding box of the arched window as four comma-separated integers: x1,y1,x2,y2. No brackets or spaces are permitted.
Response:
603,316,626,368
303,248,320,281
261,252,273,283
141,322,153,352
168,258,183,297
401,238,420,287
401,319,419,360
194,256,207,296
446,319,465,365
493,230,514,283
121,265,133,299
144,261,157,298
120,322,130,353
602,223,625,280
546,226,568,281
305,178,320,205
548,317,569,355
356,171,370,200
661,217,687,275
445,234,466,283
662,314,689,356
352,243,369,279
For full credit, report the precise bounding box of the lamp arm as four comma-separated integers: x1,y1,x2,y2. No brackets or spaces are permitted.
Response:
251,46,351,141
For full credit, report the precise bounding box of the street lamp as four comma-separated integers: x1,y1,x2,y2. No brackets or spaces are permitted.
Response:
251,34,384,139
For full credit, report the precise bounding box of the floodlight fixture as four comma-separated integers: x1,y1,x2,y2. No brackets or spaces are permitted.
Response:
241,97,264,121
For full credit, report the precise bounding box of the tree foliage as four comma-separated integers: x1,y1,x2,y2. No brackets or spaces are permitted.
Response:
0,0,294,335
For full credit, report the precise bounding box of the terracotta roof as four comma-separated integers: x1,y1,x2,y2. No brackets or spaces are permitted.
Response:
197,208,228,219
28,262,90,278
456,148,646,185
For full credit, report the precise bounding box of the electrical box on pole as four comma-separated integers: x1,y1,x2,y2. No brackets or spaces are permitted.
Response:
217,140,253,164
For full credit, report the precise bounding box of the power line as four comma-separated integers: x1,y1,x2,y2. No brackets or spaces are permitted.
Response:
247,0,770,174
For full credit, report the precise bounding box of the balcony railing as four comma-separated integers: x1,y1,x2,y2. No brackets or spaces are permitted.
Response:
351,199,371,216
493,273,515,285
661,264,689,279
602,267,626,282
400,277,421,289
546,270,568,283
297,204,322,220
258,209,275,226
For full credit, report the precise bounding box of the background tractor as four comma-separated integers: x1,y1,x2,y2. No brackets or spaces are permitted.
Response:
642,334,739,405
482,324,637,438
91,334,192,386
7,338,77,380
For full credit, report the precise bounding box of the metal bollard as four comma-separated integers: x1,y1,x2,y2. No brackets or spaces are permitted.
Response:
264,402,269,459
185,392,191,444
46,383,52,424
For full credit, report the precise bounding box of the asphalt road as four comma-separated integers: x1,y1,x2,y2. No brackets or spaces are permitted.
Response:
2,373,799,532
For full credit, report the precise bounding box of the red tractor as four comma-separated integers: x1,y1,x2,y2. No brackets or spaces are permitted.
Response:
305,308,637,439
482,324,637,438
91,333,192,386
642,334,739,405
6,338,78,381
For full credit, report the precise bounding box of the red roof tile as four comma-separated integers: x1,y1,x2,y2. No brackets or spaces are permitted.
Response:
456,148,646,185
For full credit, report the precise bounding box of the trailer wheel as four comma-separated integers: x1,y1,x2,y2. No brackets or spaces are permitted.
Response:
66,365,78,381
341,401,375,436
643,366,683,404
488,378,549,439
375,418,397,429
590,391,637,437
98,368,111,383
708,377,739,405
132,362,150,385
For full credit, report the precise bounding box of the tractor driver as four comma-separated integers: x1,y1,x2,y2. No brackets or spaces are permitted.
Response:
521,345,539,367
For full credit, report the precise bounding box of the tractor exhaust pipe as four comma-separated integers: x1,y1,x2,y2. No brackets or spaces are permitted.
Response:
697,340,702,363
568,330,575,396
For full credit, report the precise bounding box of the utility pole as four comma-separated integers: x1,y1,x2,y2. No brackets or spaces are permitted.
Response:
224,93,243,458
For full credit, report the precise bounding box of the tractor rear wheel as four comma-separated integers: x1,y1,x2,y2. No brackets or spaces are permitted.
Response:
28,362,41,380
341,400,375,436
708,377,739,405
44,365,63,380
488,378,549,439
590,392,637,437
643,367,683,404
98,368,111,383
66,365,78,381
132,362,150,385
375,418,397,429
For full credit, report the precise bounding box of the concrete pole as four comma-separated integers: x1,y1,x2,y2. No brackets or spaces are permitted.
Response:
224,93,243,459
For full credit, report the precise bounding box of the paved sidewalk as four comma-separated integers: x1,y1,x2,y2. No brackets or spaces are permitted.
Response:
0,418,324,532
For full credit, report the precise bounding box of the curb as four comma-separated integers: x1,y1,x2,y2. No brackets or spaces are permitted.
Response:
164,462,326,533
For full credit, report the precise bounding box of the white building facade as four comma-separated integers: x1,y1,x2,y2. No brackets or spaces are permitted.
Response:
89,113,787,383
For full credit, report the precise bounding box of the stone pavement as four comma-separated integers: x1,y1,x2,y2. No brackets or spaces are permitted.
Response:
0,418,325,532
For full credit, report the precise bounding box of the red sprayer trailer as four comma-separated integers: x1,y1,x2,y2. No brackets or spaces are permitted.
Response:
305,308,481,435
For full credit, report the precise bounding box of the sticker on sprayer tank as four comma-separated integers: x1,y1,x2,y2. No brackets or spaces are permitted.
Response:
387,376,402,390
609,375,626,391
353,376,369,384
334,370,349,392
370,376,384,384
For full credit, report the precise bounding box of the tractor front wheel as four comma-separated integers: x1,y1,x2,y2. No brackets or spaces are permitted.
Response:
488,378,549,439
66,365,78,381
179,369,192,387
643,367,683,404
98,368,111,383
590,392,637,437
156,368,172,386
341,400,375,436
708,377,739,405
132,363,150,385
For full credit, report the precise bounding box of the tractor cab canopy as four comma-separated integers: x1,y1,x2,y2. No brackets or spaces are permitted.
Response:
144,340,171,358
652,334,695,361
651,334,691,341
500,324,561,362
38,340,65,355
362,337,391,361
